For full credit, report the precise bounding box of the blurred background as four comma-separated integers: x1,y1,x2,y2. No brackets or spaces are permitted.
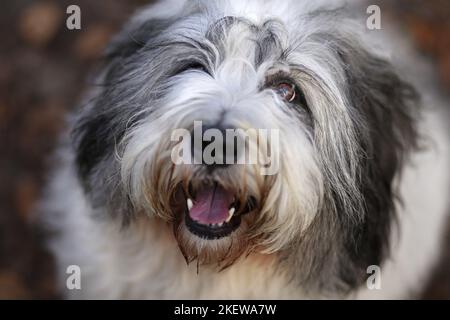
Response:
0,0,449,299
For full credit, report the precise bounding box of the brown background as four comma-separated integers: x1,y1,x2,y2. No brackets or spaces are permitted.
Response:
0,0,449,299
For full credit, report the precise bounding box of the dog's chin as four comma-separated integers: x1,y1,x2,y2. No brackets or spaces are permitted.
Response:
170,178,260,267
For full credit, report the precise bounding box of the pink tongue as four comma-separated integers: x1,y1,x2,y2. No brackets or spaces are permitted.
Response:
189,185,234,224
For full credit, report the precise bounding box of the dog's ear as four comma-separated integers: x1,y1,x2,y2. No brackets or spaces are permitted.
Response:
291,35,421,294
72,11,185,220
73,16,175,182
336,38,420,290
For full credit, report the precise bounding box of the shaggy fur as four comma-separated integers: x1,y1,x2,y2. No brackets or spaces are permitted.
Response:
41,0,450,299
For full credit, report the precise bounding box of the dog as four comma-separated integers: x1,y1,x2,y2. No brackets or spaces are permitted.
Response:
41,0,450,299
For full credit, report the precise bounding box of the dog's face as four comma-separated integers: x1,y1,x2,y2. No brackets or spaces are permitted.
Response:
74,0,419,293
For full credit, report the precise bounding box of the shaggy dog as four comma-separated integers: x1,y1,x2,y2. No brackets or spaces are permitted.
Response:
41,0,450,298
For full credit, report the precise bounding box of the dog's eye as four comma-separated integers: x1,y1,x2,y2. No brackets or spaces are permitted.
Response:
275,82,297,103
177,62,208,74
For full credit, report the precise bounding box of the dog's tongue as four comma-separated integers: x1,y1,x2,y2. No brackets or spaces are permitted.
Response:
189,185,234,224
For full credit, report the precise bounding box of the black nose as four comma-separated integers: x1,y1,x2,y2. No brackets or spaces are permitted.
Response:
191,124,240,169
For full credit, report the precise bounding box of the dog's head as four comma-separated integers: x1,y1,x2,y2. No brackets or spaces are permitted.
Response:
73,0,419,294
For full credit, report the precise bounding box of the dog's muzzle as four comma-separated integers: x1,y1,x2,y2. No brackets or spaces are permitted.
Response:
174,123,257,239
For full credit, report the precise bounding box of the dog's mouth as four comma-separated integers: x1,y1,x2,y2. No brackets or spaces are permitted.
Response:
182,182,257,240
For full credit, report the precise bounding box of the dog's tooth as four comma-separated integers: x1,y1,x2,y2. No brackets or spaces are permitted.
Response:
226,207,235,223
187,198,193,211
218,222,223,227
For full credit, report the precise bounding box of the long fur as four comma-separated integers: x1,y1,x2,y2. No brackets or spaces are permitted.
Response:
40,0,450,298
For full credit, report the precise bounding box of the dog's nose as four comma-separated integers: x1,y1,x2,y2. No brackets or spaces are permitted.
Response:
191,124,239,169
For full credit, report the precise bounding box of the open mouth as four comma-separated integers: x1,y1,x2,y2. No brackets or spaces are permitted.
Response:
183,182,256,240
